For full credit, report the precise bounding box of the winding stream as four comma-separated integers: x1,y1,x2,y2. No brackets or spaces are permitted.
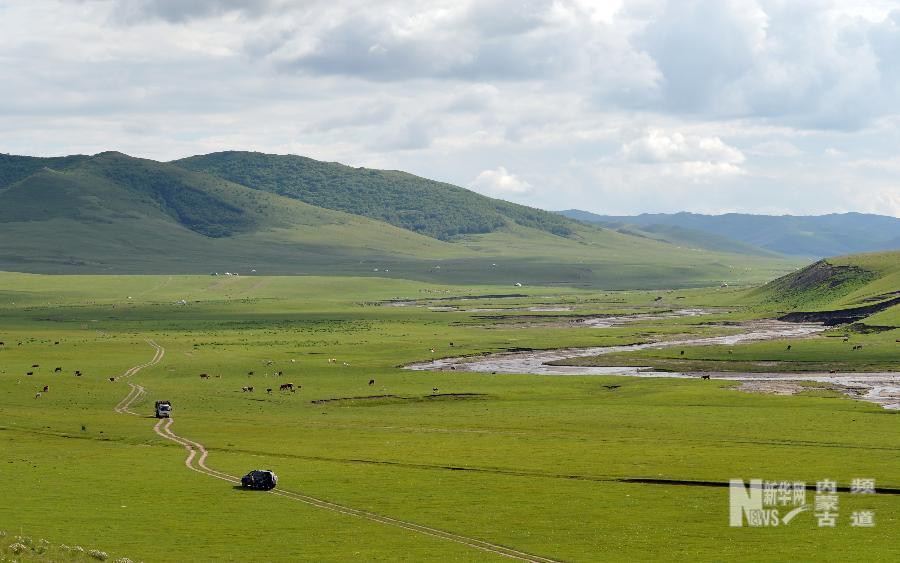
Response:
406,320,900,410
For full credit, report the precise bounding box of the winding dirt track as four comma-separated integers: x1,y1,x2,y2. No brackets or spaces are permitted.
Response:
120,340,559,562
113,339,164,415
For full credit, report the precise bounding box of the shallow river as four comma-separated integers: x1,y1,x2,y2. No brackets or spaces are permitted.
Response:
406,320,900,410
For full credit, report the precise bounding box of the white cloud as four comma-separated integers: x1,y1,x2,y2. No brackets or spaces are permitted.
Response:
468,166,533,197
618,130,745,178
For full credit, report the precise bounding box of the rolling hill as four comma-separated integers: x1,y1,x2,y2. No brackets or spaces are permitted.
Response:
559,210,900,258
0,151,802,287
750,250,900,325
175,151,573,240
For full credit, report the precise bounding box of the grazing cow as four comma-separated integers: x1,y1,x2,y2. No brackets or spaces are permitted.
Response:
276,371,283,376
432,387,439,393
0,342,4,346
843,338,850,342
786,345,792,351
449,342,454,346
248,371,254,376
32,364,39,368
34,392,41,399
368,379,375,386
450,366,456,370
199,373,210,379
54,341,59,345
42,385,49,392
54,367,62,372
700,375,711,380
267,388,273,394
26,371,33,376
280,383,294,392
247,386,254,392
108,377,116,382
74,371,82,377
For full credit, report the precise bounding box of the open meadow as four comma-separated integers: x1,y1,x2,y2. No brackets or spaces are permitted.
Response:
1,272,898,561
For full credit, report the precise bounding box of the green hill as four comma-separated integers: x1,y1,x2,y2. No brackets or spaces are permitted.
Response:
0,151,801,287
0,153,90,189
174,151,573,240
751,251,900,325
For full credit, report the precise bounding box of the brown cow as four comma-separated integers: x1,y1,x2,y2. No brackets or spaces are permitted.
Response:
199,373,210,379
42,385,49,392
279,383,294,392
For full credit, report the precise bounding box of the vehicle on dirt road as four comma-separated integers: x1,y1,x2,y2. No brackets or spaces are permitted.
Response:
241,469,277,491
155,400,172,418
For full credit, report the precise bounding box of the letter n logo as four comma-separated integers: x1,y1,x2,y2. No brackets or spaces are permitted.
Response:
730,479,763,527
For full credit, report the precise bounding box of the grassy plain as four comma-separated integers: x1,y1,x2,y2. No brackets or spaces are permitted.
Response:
1,273,898,561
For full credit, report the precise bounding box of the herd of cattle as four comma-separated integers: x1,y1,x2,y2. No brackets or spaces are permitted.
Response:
14,350,384,400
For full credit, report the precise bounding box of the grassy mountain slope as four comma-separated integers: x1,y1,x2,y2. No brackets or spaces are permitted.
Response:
0,152,470,272
0,153,90,189
174,151,574,240
749,250,899,324
0,151,801,287
561,209,900,258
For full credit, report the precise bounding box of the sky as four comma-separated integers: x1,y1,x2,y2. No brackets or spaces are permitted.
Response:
2,0,900,217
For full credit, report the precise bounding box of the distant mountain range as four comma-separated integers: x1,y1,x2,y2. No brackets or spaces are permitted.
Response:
0,151,800,287
558,210,900,258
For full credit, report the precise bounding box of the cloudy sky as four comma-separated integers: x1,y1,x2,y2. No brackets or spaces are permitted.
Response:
2,0,900,217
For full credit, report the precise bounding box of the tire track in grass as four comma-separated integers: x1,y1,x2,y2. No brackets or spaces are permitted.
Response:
153,418,560,562
113,343,559,562
113,340,164,415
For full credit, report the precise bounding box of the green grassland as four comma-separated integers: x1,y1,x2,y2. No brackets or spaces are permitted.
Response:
1,272,898,561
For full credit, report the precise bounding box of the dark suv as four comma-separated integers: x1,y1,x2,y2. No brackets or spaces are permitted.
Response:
241,469,277,491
